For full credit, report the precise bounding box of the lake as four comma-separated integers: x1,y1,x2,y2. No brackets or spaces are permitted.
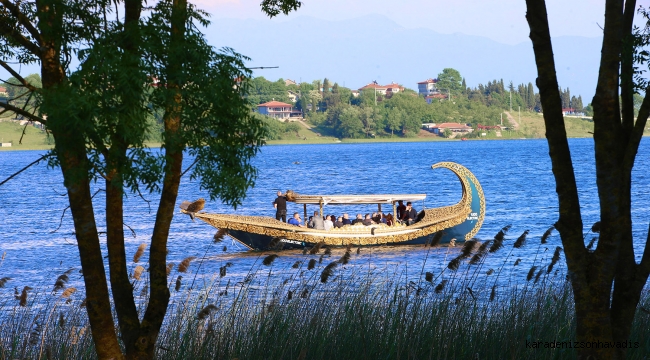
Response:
1,138,649,299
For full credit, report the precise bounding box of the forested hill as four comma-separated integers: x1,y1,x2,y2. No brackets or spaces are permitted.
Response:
247,70,590,139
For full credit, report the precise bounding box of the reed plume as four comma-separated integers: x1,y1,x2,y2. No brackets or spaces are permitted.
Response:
541,226,554,244
460,239,479,257
178,256,197,273
425,272,433,282
513,230,529,248
547,246,563,273
486,268,494,275
591,221,601,233
356,247,361,255
292,261,302,268
447,256,463,271
307,259,317,270
489,224,512,253
53,269,74,292
534,269,543,284
319,254,324,264
0,277,10,288
19,286,31,306
263,254,279,266
79,299,86,308
309,241,325,255
133,243,147,263
434,280,447,294
197,304,218,320
269,237,281,249
430,231,445,247
213,228,228,243
140,285,148,297
62,287,76,298
324,247,332,255
514,258,521,266
469,240,492,265
223,245,227,252
219,265,227,278
345,243,352,252
287,290,293,300
527,266,538,281
338,250,351,265
301,288,309,299
133,265,145,280
175,276,182,291
490,285,496,301
320,262,338,283
166,263,174,276
586,237,598,250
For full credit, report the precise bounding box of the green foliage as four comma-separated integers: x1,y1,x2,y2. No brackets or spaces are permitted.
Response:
247,77,291,105
258,114,301,140
436,68,463,94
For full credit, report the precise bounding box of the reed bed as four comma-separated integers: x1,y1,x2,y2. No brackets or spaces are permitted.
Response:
2,226,650,359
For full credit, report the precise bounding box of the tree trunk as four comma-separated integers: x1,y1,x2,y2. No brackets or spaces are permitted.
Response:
525,0,650,359
37,2,125,359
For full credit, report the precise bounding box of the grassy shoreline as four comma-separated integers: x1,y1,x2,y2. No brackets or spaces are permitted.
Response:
4,113,648,152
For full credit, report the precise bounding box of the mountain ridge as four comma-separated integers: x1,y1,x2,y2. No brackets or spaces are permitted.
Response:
206,15,601,99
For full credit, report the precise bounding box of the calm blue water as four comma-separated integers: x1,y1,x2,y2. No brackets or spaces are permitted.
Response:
1,138,649,299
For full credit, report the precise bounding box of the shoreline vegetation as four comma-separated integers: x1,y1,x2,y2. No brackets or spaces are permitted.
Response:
3,114,647,151
1,227,649,359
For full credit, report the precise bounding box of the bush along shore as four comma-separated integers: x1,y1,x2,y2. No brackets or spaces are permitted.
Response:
1,225,649,359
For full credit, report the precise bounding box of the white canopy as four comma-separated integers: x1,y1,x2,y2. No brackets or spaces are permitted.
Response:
291,194,426,205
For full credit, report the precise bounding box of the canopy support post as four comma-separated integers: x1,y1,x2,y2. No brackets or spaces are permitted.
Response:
319,200,323,218
378,204,382,213
303,204,307,223
392,201,397,219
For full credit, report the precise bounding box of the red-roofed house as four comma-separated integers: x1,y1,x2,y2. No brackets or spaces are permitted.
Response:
429,122,473,135
384,83,404,95
425,93,448,103
257,101,295,119
0,86,7,98
418,78,439,96
359,82,388,95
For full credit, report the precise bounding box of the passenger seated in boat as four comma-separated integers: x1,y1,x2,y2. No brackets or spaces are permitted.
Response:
362,214,374,226
385,214,394,226
404,202,418,225
334,216,344,228
308,211,324,230
323,215,333,231
342,213,352,225
379,212,387,224
288,212,304,227
351,214,364,225
372,212,381,223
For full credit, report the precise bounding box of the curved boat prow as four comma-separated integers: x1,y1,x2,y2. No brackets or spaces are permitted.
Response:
431,162,485,243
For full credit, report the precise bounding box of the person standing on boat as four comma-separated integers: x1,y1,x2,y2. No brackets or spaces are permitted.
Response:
309,211,325,230
273,191,287,222
404,202,418,225
288,212,304,227
397,200,406,220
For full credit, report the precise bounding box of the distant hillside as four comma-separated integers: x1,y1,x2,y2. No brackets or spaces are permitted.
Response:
206,14,601,100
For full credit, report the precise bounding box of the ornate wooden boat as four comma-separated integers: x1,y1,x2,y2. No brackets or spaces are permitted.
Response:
182,162,485,250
